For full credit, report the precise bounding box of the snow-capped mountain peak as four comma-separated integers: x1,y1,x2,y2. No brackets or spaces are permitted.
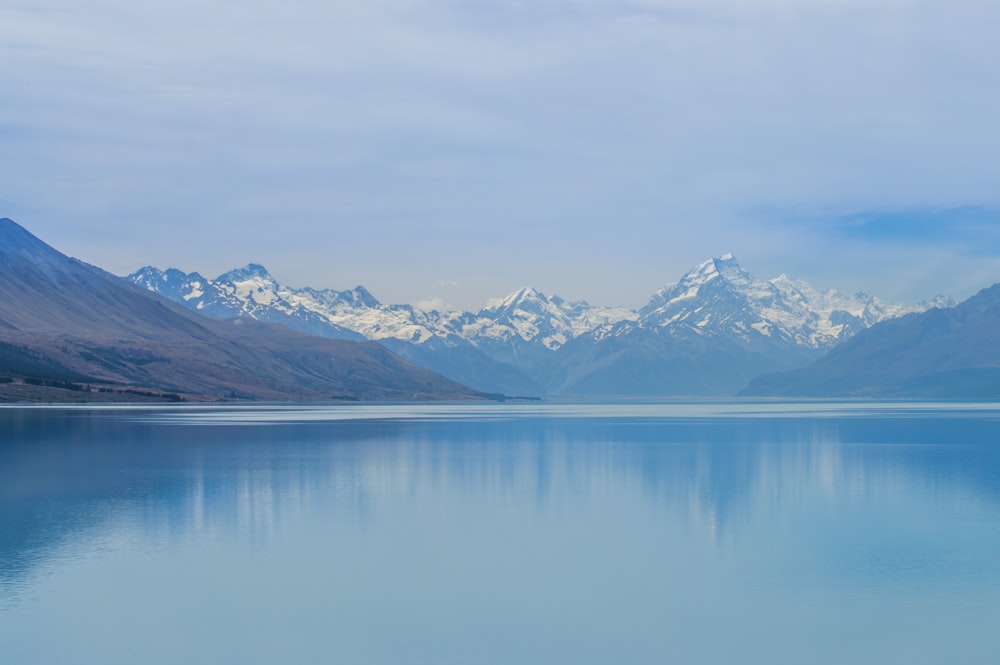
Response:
210,264,283,309
631,253,946,349
217,263,271,281
128,265,166,288
640,253,747,323
128,255,945,390
473,286,636,350
298,284,382,311
476,287,575,348
482,286,547,313
129,266,211,302
685,252,750,286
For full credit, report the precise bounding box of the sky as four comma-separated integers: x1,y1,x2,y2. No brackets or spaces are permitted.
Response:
3,0,1000,311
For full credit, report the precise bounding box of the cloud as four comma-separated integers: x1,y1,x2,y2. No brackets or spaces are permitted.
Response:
3,0,1000,308
832,208,1000,248
415,296,451,312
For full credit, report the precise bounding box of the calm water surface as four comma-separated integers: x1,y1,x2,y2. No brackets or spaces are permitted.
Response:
2,401,999,664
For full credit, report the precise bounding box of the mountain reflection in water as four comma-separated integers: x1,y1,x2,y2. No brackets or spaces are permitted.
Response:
2,403,999,665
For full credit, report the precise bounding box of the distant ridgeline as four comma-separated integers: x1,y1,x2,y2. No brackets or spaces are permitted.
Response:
742,283,1000,398
129,253,968,398
0,218,492,403
5,215,993,400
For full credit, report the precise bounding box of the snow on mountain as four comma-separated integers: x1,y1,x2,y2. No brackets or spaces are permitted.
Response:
128,254,947,388
635,254,950,349
467,287,636,351
128,267,636,353
128,265,366,341
284,287,447,345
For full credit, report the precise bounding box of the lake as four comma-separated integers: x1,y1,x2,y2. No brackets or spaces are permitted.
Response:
2,401,999,664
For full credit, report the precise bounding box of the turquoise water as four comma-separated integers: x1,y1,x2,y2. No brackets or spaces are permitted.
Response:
2,402,999,664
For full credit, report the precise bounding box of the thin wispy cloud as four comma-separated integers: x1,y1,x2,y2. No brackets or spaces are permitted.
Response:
2,0,999,308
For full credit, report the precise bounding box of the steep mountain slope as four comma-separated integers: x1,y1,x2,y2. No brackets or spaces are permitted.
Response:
459,287,636,374
544,255,944,396
542,323,820,396
637,254,934,348
128,266,636,349
128,253,941,397
128,266,552,396
742,285,1000,397
129,265,366,341
0,218,485,402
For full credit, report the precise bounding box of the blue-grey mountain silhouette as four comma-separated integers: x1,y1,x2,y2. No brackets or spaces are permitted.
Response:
743,284,1000,397
130,252,946,397
0,218,486,402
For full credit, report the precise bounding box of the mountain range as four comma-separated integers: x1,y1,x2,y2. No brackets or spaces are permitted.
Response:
743,283,1000,397
130,253,948,396
7,215,994,401
0,218,488,402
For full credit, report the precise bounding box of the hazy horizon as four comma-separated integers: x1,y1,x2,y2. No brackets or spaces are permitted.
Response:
3,1,1000,310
